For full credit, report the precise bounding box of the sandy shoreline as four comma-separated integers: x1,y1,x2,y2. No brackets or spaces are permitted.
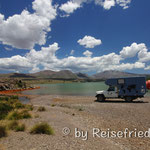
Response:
0,95,150,150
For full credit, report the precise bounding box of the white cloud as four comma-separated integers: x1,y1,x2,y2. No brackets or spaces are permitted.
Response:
95,0,116,10
0,0,57,49
119,42,150,63
70,50,75,55
60,0,132,16
83,50,93,57
59,1,81,14
145,65,150,70
103,0,115,10
116,0,131,9
104,62,145,71
120,43,146,58
138,47,150,62
0,42,148,73
78,36,102,48
0,55,32,72
26,42,60,64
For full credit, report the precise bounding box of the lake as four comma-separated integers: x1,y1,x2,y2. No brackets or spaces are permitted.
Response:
22,82,150,97
22,82,108,96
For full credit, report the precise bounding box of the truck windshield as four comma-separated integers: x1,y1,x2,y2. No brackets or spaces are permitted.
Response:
108,86,115,91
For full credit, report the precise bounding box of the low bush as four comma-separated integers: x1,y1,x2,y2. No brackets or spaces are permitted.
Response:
0,125,7,138
30,123,54,135
38,106,46,112
51,104,56,107
7,111,21,120
0,103,13,120
10,95,18,100
20,110,32,119
7,120,18,130
78,108,84,111
14,102,25,109
7,110,31,120
25,105,34,111
15,124,25,132
7,120,25,132
0,96,32,120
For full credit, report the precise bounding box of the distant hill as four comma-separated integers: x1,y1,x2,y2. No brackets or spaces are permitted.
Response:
75,72,90,79
92,70,144,80
31,70,78,79
0,70,149,81
10,73,35,78
31,70,56,78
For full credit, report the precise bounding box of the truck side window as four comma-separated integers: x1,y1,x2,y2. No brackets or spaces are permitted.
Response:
108,86,115,91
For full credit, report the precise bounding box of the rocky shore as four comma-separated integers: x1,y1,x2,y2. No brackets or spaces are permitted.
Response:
0,79,27,91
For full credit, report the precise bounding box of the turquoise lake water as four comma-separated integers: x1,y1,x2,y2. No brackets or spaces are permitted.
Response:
22,82,108,96
22,82,150,97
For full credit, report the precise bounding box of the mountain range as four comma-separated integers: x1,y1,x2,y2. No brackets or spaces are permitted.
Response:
0,70,149,80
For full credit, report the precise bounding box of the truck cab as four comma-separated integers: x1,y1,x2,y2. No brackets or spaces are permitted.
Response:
96,77,146,102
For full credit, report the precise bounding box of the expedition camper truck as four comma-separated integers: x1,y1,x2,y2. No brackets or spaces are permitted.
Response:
96,77,146,102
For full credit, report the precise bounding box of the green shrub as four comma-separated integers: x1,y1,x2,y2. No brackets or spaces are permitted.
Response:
20,110,31,119
30,123,54,135
7,111,21,120
0,103,13,120
7,110,31,120
38,106,46,112
10,95,18,100
78,108,84,111
7,120,19,130
15,124,25,132
14,102,25,109
25,105,34,111
0,96,9,101
51,104,56,107
7,120,25,132
0,125,7,138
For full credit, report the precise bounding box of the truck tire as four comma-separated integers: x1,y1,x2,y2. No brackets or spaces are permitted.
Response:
97,94,105,102
125,97,133,102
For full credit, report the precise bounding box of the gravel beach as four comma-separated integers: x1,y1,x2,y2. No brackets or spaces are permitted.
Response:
0,95,150,150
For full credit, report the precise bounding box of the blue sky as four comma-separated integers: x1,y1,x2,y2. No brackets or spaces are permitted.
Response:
0,0,150,74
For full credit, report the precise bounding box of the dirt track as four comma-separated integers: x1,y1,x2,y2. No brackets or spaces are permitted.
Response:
0,95,150,150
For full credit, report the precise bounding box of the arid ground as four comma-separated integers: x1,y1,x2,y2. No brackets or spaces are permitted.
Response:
0,95,150,150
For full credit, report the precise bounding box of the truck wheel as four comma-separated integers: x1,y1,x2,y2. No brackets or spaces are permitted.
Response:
97,95,105,102
125,97,133,102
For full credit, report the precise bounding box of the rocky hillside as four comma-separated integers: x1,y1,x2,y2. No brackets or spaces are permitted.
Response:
0,70,148,81
75,72,90,79
0,79,27,91
31,70,78,79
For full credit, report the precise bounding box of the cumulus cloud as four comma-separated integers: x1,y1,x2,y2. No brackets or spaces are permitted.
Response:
138,47,150,62
95,0,131,9
0,42,148,73
0,55,33,72
116,0,131,9
59,1,81,14
102,0,115,10
120,43,146,58
78,36,102,48
83,50,93,57
145,65,150,70
102,62,145,71
59,0,132,16
0,0,57,49
119,42,150,63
